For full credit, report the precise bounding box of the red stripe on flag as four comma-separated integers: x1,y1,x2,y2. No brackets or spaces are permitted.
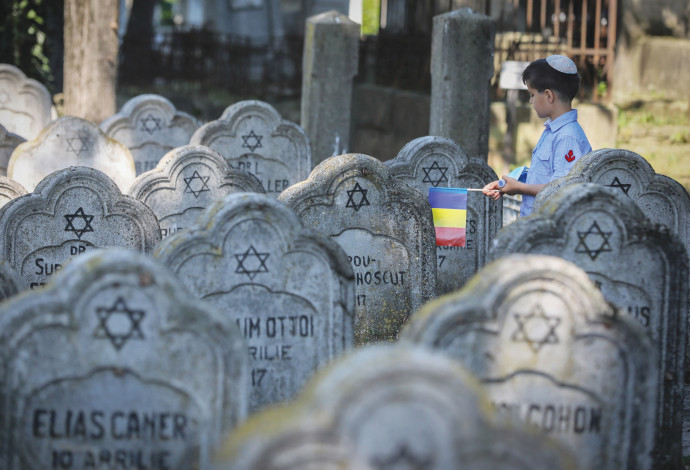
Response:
435,227,466,247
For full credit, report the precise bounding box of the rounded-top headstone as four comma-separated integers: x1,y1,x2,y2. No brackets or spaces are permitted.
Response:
0,63,53,140
0,173,27,208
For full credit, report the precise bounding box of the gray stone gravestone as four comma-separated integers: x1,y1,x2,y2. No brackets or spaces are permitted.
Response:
7,116,136,192
0,258,23,303
489,184,688,468
0,123,25,176
128,144,265,239
100,94,201,175
154,192,354,412
0,166,161,290
279,153,437,344
0,174,27,209
402,254,658,470
0,63,53,140
385,136,502,294
0,248,249,469
190,100,311,196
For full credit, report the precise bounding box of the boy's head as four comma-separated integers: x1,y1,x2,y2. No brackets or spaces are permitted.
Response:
522,55,580,102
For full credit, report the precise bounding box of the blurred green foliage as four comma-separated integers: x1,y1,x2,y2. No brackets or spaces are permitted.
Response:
362,0,380,36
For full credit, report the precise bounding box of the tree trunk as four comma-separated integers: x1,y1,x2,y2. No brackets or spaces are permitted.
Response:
63,0,119,122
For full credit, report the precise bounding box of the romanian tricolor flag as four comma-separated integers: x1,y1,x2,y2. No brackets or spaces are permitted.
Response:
428,187,467,247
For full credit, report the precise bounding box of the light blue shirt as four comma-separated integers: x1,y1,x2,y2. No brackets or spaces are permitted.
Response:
520,109,591,216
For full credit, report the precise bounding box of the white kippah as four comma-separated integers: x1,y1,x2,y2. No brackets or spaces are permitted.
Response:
546,55,578,74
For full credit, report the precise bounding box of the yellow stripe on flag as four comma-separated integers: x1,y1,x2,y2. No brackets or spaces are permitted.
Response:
432,208,466,228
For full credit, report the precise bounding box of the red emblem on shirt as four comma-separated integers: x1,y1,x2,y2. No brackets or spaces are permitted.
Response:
565,150,575,162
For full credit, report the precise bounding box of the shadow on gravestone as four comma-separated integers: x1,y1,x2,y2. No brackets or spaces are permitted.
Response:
401,254,658,470
488,184,688,469
190,100,311,196
385,136,502,295
0,248,250,470
154,192,354,413
0,64,53,141
0,124,25,176
7,116,136,192
279,153,437,345
0,258,24,303
0,166,161,290
128,144,264,240
214,344,578,470
100,94,201,176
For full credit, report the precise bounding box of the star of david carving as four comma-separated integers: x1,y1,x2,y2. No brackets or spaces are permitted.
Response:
139,113,163,135
64,207,94,240
65,129,90,155
94,297,145,350
574,220,613,260
345,181,370,211
511,305,561,352
421,161,449,186
183,170,210,197
241,130,263,152
234,245,270,280
607,176,631,195
0,91,9,105
372,445,434,470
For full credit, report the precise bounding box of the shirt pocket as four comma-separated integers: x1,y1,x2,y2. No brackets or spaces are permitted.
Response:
532,149,552,176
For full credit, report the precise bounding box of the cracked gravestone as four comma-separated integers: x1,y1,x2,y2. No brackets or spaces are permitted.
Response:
0,63,53,140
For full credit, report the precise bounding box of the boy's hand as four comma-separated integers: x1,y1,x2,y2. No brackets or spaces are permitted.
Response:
497,176,521,195
482,180,503,200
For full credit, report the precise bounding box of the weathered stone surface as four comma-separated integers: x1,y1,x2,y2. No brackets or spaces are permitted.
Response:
0,166,161,290
0,248,249,469
489,184,688,468
128,145,264,239
279,153,437,344
402,254,659,469
190,100,311,196
7,116,136,192
385,136,502,294
0,124,25,176
0,64,53,140
0,174,26,208
100,94,200,175
154,192,354,412
0,258,23,303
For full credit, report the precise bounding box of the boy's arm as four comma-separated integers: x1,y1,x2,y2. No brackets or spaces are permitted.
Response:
482,177,546,200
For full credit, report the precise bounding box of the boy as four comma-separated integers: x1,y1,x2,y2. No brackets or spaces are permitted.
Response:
483,55,591,216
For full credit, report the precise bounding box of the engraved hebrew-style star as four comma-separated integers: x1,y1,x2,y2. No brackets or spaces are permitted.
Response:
64,207,94,240
345,181,370,211
574,220,613,260
234,245,270,280
139,113,163,134
511,305,561,352
94,297,145,350
372,445,434,470
183,170,210,197
0,91,9,105
65,129,90,155
421,161,449,186
607,176,631,195
241,130,263,152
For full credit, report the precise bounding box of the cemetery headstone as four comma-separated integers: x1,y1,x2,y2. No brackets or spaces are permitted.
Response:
0,63,53,140
154,192,354,412
489,184,688,468
0,258,23,303
128,145,264,239
0,166,161,290
0,174,27,208
190,100,311,196
0,248,249,469
402,254,659,470
0,124,25,176
7,116,136,192
385,136,502,294
100,94,201,175
279,153,437,344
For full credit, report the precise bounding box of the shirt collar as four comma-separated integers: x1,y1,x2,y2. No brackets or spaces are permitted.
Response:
544,109,578,132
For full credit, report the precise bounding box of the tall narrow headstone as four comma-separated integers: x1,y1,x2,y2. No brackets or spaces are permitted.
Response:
128,145,264,239
154,192,354,412
190,100,311,196
0,248,249,469
7,116,136,192
301,11,359,166
429,9,495,161
0,63,53,140
489,184,688,468
402,254,659,470
100,94,201,175
0,166,161,290
279,153,437,344
385,136,501,293
0,124,25,176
